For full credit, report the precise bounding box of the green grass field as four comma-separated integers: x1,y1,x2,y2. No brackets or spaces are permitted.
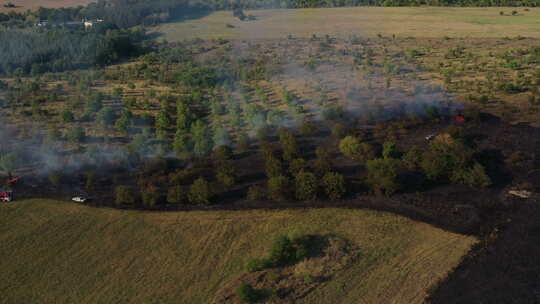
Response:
154,7,540,41
0,199,476,303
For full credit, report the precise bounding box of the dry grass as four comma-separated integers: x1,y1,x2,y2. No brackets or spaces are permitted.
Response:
0,0,94,12
0,199,476,303
154,7,540,41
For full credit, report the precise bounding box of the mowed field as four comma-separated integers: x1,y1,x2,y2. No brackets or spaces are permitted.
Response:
154,7,540,41
0,199,476,304
0,0,94,12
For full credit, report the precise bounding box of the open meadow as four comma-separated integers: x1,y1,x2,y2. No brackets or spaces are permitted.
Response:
0,199,476,303
154,7,540,41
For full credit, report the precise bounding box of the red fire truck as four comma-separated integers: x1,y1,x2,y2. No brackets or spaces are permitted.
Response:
0,190,13,202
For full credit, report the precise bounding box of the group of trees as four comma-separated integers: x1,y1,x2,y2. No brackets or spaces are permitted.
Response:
0,27,150,76
337,128,491,196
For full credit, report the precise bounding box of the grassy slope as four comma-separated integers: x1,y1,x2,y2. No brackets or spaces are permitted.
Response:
154,7,540,41
0,199,475,304
0,0,95,12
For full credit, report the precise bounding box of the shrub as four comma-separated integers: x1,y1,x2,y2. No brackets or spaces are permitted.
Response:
267,175,290,201
246,258,272,272
365,158,401,196
188,177,213,205
115,185,135,205
294,171,318,201
247,185,266,200
237,283,259,303
322,172,346,200
269,235,297,266
339,136,374,163
167,185,186,204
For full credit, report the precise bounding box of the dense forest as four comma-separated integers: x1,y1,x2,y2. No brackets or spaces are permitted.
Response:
0,27,151,75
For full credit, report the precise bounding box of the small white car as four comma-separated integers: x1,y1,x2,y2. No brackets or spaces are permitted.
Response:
72,196,87,203
425,134,437,141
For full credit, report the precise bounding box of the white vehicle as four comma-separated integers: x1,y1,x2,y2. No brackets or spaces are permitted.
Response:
425,134,437,141
72,196,87,203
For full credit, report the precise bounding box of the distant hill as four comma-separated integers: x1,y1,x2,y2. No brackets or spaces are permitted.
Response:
0,199,476,303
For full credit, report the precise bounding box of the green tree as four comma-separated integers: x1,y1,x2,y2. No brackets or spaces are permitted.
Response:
382,141,399,159
339,136,374,163
188,177,213,205
115,185,135,205
279,128,299,161
216,161,236,188
294,170,318,201
67,125,85,144
213,126,231,147
247,185,266,200
322,172,346,200
267,175,290,201
141,185,160,208
421,140,470,181
97,107,115,128
176,100,191,131
167,185,186,204
365,158,400,196
173,130,190,157
314,146,333,176
61,109,74,122
191,120,212,156
115,111,132,135
265,156,283,178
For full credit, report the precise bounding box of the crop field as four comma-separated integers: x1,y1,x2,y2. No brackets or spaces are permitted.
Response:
154,7,540,41
0,0,94,12
0,199,476,303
